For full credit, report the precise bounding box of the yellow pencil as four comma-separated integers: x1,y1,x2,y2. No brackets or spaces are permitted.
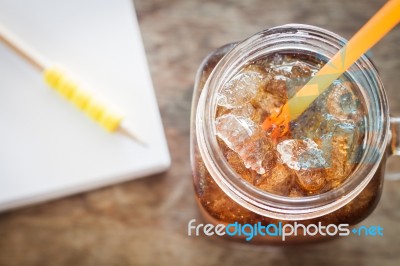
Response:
0,23,145,145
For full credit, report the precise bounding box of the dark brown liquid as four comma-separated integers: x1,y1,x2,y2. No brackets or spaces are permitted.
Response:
215,53,365,196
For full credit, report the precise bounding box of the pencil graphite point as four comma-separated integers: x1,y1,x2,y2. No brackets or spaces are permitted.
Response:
118,125,147,146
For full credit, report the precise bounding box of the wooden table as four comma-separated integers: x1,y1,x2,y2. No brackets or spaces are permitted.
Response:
1,0,400,265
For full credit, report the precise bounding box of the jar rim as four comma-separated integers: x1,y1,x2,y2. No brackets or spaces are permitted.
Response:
196,24,390,220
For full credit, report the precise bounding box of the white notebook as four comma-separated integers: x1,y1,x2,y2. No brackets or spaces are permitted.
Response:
0,0,170,212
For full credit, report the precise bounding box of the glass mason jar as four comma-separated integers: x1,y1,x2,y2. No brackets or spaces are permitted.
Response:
190,24,400,244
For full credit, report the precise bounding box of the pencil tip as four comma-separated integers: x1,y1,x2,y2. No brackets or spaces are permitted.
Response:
117,125,147,146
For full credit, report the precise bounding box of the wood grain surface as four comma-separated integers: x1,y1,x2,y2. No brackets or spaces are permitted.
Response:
1,0,400,265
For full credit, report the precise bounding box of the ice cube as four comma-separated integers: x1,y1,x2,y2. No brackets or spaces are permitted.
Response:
276,131,328,194
270,53,283,66
326,81,362,121
217,69,265,108
215,114,257,144
290,61,312,78
215,114,275,174
252,91,285,117
285,61,313,98
264,75,288,100
229,103,255,118
257,164,294,196
324,122,359,186
225,149,254,183
333,122,357,149
295,168,326,193
276,138,327,170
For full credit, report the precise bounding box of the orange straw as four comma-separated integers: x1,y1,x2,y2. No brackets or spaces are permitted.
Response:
263,0,400,137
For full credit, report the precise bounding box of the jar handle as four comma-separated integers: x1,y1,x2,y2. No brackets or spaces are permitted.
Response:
390,117,400,156
386,117,400,180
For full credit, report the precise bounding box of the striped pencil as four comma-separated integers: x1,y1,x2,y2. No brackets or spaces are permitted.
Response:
0,23,145,145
